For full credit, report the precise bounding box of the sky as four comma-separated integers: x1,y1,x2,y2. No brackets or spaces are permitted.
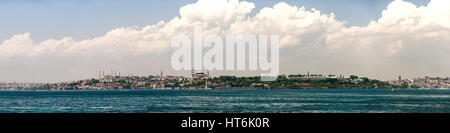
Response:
0,0,430,42
0,0,449,82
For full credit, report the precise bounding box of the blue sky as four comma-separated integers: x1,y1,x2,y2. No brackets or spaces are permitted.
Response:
0,0,429,42
2,0,448,82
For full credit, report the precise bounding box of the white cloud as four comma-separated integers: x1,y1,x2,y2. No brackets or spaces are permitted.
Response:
322,0,450,78
326,0,450,61
226,2,344,48
0,0,343,58
0,0,449,82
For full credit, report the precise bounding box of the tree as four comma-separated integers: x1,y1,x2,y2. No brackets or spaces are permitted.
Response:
360,77,369,82
350,75,358,80
410,84,420,89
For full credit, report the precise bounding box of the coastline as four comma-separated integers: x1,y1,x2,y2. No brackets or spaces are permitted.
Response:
2,74,448,90
0,88,446,91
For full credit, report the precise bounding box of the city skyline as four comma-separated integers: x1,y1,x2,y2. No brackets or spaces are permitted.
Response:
0,0,449,82
1,68,448,90
0,68,447,85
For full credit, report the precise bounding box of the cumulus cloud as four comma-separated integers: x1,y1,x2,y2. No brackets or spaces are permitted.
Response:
324,0,450,77
0,0,449,82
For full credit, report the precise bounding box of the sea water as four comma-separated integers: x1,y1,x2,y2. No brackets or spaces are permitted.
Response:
0,89,449,113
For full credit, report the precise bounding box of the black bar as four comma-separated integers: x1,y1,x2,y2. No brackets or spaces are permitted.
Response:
0,113,448,132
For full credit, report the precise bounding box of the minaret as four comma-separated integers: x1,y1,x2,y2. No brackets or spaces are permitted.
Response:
191,69,194,79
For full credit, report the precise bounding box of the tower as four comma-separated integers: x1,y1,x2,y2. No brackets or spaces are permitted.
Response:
192,69,194,78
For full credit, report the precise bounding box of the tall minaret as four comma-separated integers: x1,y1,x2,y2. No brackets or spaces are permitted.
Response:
160,69,163,77
191,69,194,79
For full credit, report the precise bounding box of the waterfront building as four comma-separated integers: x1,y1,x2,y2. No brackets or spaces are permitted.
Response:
191,69,209,80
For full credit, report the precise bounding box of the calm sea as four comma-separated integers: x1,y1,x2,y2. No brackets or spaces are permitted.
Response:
0,89,449,113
